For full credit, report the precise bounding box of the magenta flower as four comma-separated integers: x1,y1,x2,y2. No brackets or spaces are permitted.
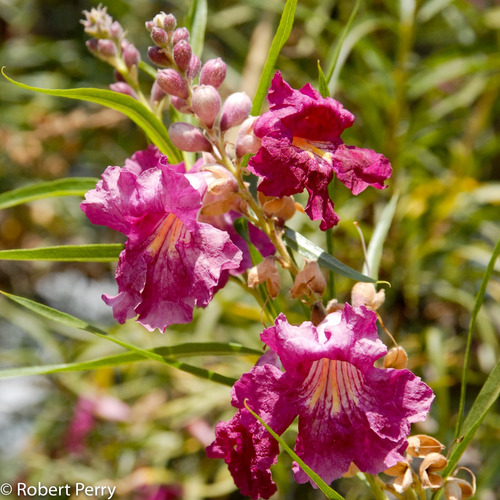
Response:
248,72,392,230
207,305,434,499
81,146,242,332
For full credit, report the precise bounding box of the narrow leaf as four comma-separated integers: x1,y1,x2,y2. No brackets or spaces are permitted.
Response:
0,244,123,262
1,291,237,387
455,237,500,438
0,342,262,379
2,68,181,162
251,0,298,115
244,400,345,500
0,178,98,209
363,193,399,279
284,227,375,282
317,60,330,98
186,0,208,58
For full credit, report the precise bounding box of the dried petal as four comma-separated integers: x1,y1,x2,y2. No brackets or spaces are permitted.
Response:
407,434,445,457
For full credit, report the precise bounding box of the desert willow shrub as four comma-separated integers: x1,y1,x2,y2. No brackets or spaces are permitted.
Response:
3,2,494,499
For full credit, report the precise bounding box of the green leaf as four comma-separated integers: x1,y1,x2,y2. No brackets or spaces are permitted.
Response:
363,193,399,279
251,0,298,115
324,0,363,94
2,68,181,163
283,227,375,283
454,237,500,439
244,400,345,500
0,342,262,379
317,60,330,98
0,291,237,387
186,0,208,58
0,178,98,209
0,244,123,262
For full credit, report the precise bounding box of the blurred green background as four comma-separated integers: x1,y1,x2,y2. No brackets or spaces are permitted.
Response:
0,0,499,498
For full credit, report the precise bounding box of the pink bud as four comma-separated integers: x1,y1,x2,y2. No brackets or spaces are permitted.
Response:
156,69,189,99
97,39,116,58
163,13,177,31
170,96,192,113
151,80,166,104
220,92,252,131
192,85,221,128
173,40,192,72
199,58,226,88
187,54,201,79
173,27,190,44
151,27,169,47
109,21,124,40
122,41,140,68
148,46,171,67
236,117,261,157
169,122,212,152
110,82,138,100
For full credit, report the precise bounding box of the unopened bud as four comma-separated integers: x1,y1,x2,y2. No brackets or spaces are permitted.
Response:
109,21,124,40
192,85,221,128
169,122,212,152
173,40,192,72
248,257,280,299
110,82,138,100
97,39,116,58
148,46,171,67
170,96,192,113
187,54,201,79
236,116,261,157
220,92,252,131
157,69,189,99
173,27,190,44
407,435,445,458
122,41,140,68
163,13,177,31
420,453,448,489
151,27,169,48
384,346,408,369
311,302,327,326
351,282,385,310
147,12,172,31
199,58,227,88
151,80,166,104
291,260,326,298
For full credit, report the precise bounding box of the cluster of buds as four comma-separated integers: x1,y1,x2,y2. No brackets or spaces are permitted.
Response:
82,5,141,95
384,435,476,499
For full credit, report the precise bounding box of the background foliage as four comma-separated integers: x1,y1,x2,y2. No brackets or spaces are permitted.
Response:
0,0,499,498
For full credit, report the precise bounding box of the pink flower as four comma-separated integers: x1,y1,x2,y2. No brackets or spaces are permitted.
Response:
207,305,434,499
248,72,392,230
81,146,242,332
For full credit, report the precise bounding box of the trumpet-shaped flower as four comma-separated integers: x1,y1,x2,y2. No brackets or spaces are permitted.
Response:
207,305,434,499
248,72,392,230
81,146,242,332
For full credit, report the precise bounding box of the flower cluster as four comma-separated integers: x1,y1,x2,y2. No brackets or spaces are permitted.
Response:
80,7,439,499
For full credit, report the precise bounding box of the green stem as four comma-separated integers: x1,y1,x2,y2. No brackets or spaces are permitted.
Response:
363,474,389,500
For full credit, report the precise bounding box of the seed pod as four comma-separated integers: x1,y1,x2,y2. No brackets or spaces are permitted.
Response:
407,434,445,457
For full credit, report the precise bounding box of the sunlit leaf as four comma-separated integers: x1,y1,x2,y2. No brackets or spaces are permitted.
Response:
0,244,123,262
0,178,98,209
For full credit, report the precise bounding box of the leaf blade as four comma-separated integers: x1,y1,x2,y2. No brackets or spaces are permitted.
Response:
0,244,124,262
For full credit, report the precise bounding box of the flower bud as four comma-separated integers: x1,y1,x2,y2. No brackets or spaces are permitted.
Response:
311,301,327,326
109,21,124,40
384,346,408,369
156,69,189,99
163,13,177,31
97,39,116,58
148,46,171,67
173,27,190,44
326,299,344,314
109,82,138,100
199,58,227,88
151,27,169,48
186,54,201,80
192,85,221,128
151,80,166,104
173,40,192,72
291,260,326,298
169,122,212,152
236,116,261,157
122,41,140,68
407,435,445,458
248,257,280,299
220,92,252,131
170,96,192,113
147,12,174,31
